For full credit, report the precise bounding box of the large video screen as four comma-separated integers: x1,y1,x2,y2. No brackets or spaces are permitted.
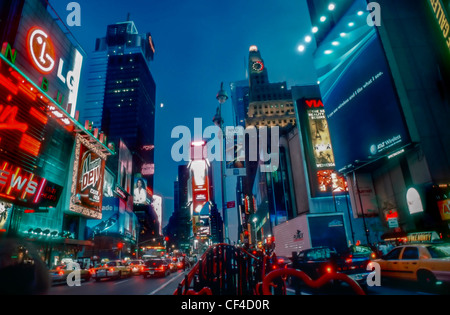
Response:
314,0,411,173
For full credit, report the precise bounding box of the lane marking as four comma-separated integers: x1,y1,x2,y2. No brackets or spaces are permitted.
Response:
147,272,186,295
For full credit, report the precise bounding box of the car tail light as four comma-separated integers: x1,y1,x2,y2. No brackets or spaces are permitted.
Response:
109,268,115,273
89,269,95,274
58,270,64,276
345,258,353,264
371,252,376,259
326,266,333,273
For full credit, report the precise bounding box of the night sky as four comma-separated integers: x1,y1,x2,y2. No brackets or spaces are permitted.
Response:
50,0,318,227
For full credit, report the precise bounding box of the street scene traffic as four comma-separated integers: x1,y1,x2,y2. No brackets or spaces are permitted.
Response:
0,0,450,300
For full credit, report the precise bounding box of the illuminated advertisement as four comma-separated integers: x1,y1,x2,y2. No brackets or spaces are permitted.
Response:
2,0,83,116
133,177,148,205
297,98,347,197
314,0,410,174
69,134,107,219
0,201,13,232
433,185,450,221
118,140,132,195
152,194,162,235
428,0,450,54
0,159,63,209
190,160,210,215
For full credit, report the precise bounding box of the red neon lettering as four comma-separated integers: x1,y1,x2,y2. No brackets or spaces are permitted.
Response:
305,99,324,108
0,105,28,132
19,134,41,157
0,73,18,94
29,107,48,124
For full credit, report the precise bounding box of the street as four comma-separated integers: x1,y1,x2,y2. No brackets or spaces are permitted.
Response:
46,269,448,296
47,270,187,295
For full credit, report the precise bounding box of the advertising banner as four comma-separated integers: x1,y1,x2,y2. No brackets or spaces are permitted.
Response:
133,177,149,205
297,98,347,197
69,134,106,219
314,0,410,174
190,160,210,215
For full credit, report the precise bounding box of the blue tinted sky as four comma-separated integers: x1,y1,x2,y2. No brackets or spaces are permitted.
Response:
50,0,318,226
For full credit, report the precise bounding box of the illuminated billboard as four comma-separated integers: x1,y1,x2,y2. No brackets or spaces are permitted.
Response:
297,97,347,197
314,0,410,174
190,160,210,215
118,140,133,195
1,0,83,116
152,194,162,235
69,134,107,219
133,177,148,205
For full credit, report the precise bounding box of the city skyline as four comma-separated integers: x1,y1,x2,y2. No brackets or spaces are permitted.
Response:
50,0,319,227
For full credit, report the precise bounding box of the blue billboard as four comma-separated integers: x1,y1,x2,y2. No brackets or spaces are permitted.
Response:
314,0,411,173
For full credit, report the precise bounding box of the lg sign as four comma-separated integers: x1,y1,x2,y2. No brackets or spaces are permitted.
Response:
24,26,83,117
27,27,56,74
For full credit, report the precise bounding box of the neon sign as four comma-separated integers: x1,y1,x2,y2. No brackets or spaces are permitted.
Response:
0,160,62,208
27,27,56,74
429,0,450,52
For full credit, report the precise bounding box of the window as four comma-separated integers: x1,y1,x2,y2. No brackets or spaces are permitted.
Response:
384,247,402,260
401,247,419,260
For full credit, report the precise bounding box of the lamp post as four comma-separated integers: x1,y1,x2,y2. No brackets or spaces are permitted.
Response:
213,82,229,242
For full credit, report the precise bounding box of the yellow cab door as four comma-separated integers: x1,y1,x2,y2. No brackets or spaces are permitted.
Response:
398,246,420,281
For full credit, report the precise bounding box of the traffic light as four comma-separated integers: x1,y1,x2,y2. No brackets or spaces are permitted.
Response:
117,242,123,249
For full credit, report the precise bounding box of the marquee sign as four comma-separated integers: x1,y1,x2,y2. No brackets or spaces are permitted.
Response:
69,134,107,219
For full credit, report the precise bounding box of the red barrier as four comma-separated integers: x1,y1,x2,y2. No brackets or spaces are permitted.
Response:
260,268,366,295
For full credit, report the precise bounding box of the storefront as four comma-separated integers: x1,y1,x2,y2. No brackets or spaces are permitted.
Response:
0,0,113,267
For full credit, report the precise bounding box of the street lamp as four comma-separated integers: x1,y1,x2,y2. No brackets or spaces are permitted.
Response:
213,82,229,243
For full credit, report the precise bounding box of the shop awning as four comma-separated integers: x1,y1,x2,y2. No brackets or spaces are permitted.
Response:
381,231,407,241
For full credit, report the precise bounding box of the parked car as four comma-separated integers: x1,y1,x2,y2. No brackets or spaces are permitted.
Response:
49,264,91,285
292,246,370,289
142,258,171,278
90,260,132,281
374,243,450,288
126,260,145,275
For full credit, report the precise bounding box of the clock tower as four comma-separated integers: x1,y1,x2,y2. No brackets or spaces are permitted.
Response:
246,45,295,129
248,45,269,90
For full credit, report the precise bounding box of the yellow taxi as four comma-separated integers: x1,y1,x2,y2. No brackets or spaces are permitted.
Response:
375,243,450,287
49,264,91,285
90,260,132,281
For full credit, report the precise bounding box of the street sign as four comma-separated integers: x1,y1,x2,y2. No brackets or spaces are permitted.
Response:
227,201,236,208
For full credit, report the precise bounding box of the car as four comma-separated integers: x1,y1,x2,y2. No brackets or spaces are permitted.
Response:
49,264,91,285
126,260,145,275
142,258,171,278
165,258,177,273
291,246,370,289
374,243,450,288
90,260,132,281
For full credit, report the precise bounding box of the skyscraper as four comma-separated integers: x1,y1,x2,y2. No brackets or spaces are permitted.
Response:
80,20,157,242
81,20,156,187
